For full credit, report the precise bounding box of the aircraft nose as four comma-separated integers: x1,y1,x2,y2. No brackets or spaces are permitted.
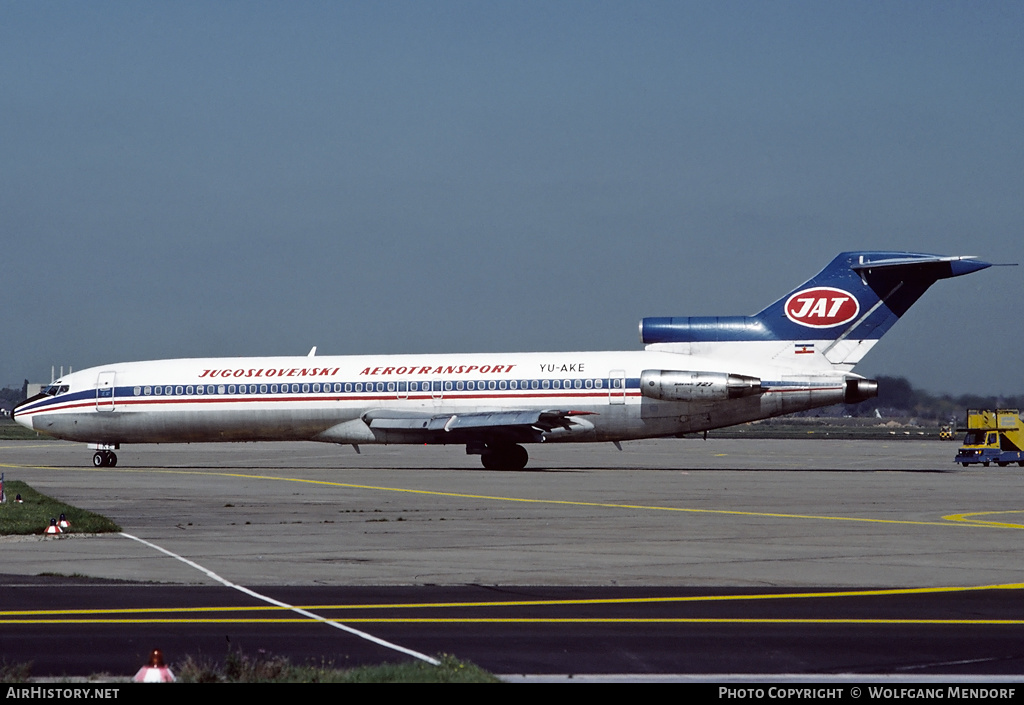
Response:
10,398,35,430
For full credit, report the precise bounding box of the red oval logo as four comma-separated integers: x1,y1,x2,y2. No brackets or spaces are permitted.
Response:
784,287,859,328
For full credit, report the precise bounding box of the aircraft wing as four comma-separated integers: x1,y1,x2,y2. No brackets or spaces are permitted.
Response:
362,408,596,444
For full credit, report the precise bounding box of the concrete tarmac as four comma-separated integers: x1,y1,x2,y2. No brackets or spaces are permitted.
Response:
2,437,1022,589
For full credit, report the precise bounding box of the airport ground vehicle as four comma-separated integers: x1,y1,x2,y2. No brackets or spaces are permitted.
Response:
955,409,1024,467
939,418,957,440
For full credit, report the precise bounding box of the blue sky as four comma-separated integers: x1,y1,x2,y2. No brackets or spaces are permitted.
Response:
3,2,1021,395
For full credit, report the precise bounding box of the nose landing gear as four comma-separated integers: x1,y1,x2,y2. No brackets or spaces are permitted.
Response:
92,451,117,467
89,444,120,467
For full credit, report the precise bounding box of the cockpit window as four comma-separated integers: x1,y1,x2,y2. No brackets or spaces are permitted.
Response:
42,384,69,396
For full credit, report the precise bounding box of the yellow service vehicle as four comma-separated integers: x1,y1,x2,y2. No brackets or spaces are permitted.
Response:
939,417,957,440
955,409,1024,467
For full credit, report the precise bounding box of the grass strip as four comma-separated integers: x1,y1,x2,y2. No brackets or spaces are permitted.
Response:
0,480,121,535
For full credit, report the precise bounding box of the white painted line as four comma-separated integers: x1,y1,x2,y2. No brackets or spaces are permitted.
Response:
119,532,440,666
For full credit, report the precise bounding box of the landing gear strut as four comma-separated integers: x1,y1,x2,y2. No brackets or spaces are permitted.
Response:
480,443,529,471
92,451,117,467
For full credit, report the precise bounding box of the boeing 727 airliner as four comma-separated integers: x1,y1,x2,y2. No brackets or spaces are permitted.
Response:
13,251,991,470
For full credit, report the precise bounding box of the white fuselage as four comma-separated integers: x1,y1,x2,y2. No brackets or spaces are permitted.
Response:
14,348,850,447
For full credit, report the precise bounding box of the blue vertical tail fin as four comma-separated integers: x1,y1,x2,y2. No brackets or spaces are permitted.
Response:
641,251,991,367
755,251,990,347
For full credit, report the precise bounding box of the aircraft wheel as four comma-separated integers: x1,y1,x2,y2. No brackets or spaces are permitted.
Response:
92,451,117,467
984,462,991,467
480,444,529,471
998,462,1008,467
506,444,529,470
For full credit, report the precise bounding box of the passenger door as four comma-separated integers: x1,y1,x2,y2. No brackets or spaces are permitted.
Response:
96,371,116,412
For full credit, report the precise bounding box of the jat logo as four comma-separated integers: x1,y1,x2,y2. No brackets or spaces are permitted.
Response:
784,287,859,328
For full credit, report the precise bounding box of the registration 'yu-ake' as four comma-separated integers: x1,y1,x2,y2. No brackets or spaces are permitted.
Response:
14,251,991,470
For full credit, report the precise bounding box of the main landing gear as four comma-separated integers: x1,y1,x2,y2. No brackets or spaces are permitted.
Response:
479,443,529,471
92,450,117,467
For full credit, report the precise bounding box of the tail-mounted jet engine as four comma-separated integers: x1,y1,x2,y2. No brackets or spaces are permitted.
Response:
843,377,878,403
640,370,763,402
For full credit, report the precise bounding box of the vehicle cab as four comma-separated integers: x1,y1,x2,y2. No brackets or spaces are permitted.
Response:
955,409,1024,467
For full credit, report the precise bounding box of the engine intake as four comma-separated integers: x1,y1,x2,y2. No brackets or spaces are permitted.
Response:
640,370,763,402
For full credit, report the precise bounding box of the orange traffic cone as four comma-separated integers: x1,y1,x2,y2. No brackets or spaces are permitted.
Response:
133,649,176,683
